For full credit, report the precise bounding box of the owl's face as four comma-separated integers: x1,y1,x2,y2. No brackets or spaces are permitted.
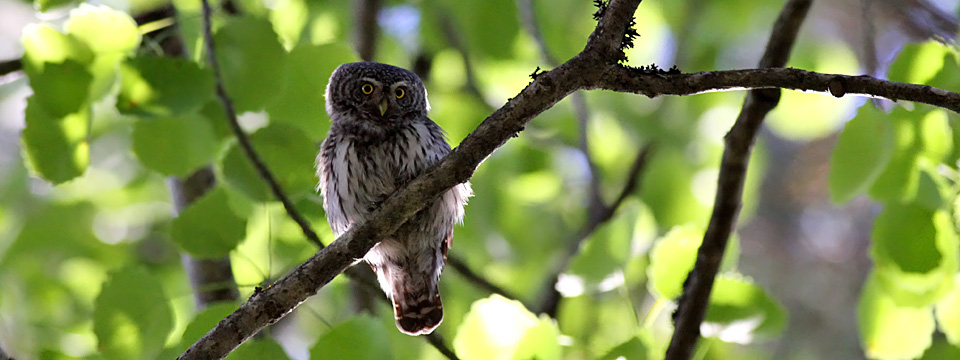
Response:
325,62,430,125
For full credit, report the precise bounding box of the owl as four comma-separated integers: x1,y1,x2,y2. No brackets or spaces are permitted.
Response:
316,62,472,335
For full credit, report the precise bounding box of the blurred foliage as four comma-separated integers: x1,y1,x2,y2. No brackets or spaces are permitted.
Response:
0,0,958,359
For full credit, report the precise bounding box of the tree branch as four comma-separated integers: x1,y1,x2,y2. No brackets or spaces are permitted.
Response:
665,0,813,358
446,255,518,300
592,66,960,112
179,1,642,357
197,0,323,249
180,0,960,356
353,0,380,61
0,59,21,77
535,145,653,316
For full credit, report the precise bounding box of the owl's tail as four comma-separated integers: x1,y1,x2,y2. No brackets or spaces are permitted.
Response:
392,285,443,336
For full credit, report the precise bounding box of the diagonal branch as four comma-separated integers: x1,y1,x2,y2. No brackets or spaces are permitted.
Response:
535,145,653,316
180,0,960,357
665,0,813,358
0,58,21,77
446,255,518,300
198,0,323,250
179,1,642,358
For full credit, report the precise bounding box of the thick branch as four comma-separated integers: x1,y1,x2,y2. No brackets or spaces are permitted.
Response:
593,66,960,113
665,0,812,358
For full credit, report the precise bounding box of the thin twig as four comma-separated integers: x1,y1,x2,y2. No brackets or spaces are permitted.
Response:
425,332,460,360
665,0,813,358
198,0,323,249
535,145,654,316
447,255,518,300
436,6,491,110
0,59,21,77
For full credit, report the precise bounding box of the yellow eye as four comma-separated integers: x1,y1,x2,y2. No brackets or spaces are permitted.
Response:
361,83,373,94
395,87,405,99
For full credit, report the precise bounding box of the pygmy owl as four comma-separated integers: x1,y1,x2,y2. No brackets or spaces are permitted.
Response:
316,62,472,335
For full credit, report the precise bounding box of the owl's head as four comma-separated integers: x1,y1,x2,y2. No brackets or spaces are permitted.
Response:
324,62,430,123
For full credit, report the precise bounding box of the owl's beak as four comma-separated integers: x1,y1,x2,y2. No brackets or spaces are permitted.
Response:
379,99,388,116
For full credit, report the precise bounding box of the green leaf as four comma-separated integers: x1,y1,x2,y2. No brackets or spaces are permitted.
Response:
568,202,639,283
703,274,787,339
935,275,960,346
599,336,648,360
65,4,140,55
20,24,94,73
170,187,248,258
647,225,702,300
227,338,289,360
454,294,561,360
35,0,76,12
63,5,141,101
858,273,935,360
869,108,923,203
21,97,90,184
871,205,958,306
220,123,317,201
117,56,215,116
28,60,93,118
94,266,174,360
829,105,895,204
166,302,236,355
310,315,391,360
918,110,953,162
132,115,219,176
920,339,960,360
266,42,357,141
214,16,288,113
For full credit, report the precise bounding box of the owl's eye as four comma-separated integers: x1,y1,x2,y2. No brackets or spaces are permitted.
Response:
395,87,405,99
361,83,374,94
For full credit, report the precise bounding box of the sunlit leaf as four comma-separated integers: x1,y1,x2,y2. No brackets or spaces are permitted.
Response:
310,315,391,360
65,4,140,99
117,56,215,116
21,97,90,184
94,266,173,360
647,225,702,300
869,108,923,203
20,23,94,73
871,204,958,306
454,294,561,360
858,273,935,360
918,110,953,162
704,274,787,340
935,275,960,346
829,105,895,204
65,4,140,55
170,187,248,258
214,16,288,113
